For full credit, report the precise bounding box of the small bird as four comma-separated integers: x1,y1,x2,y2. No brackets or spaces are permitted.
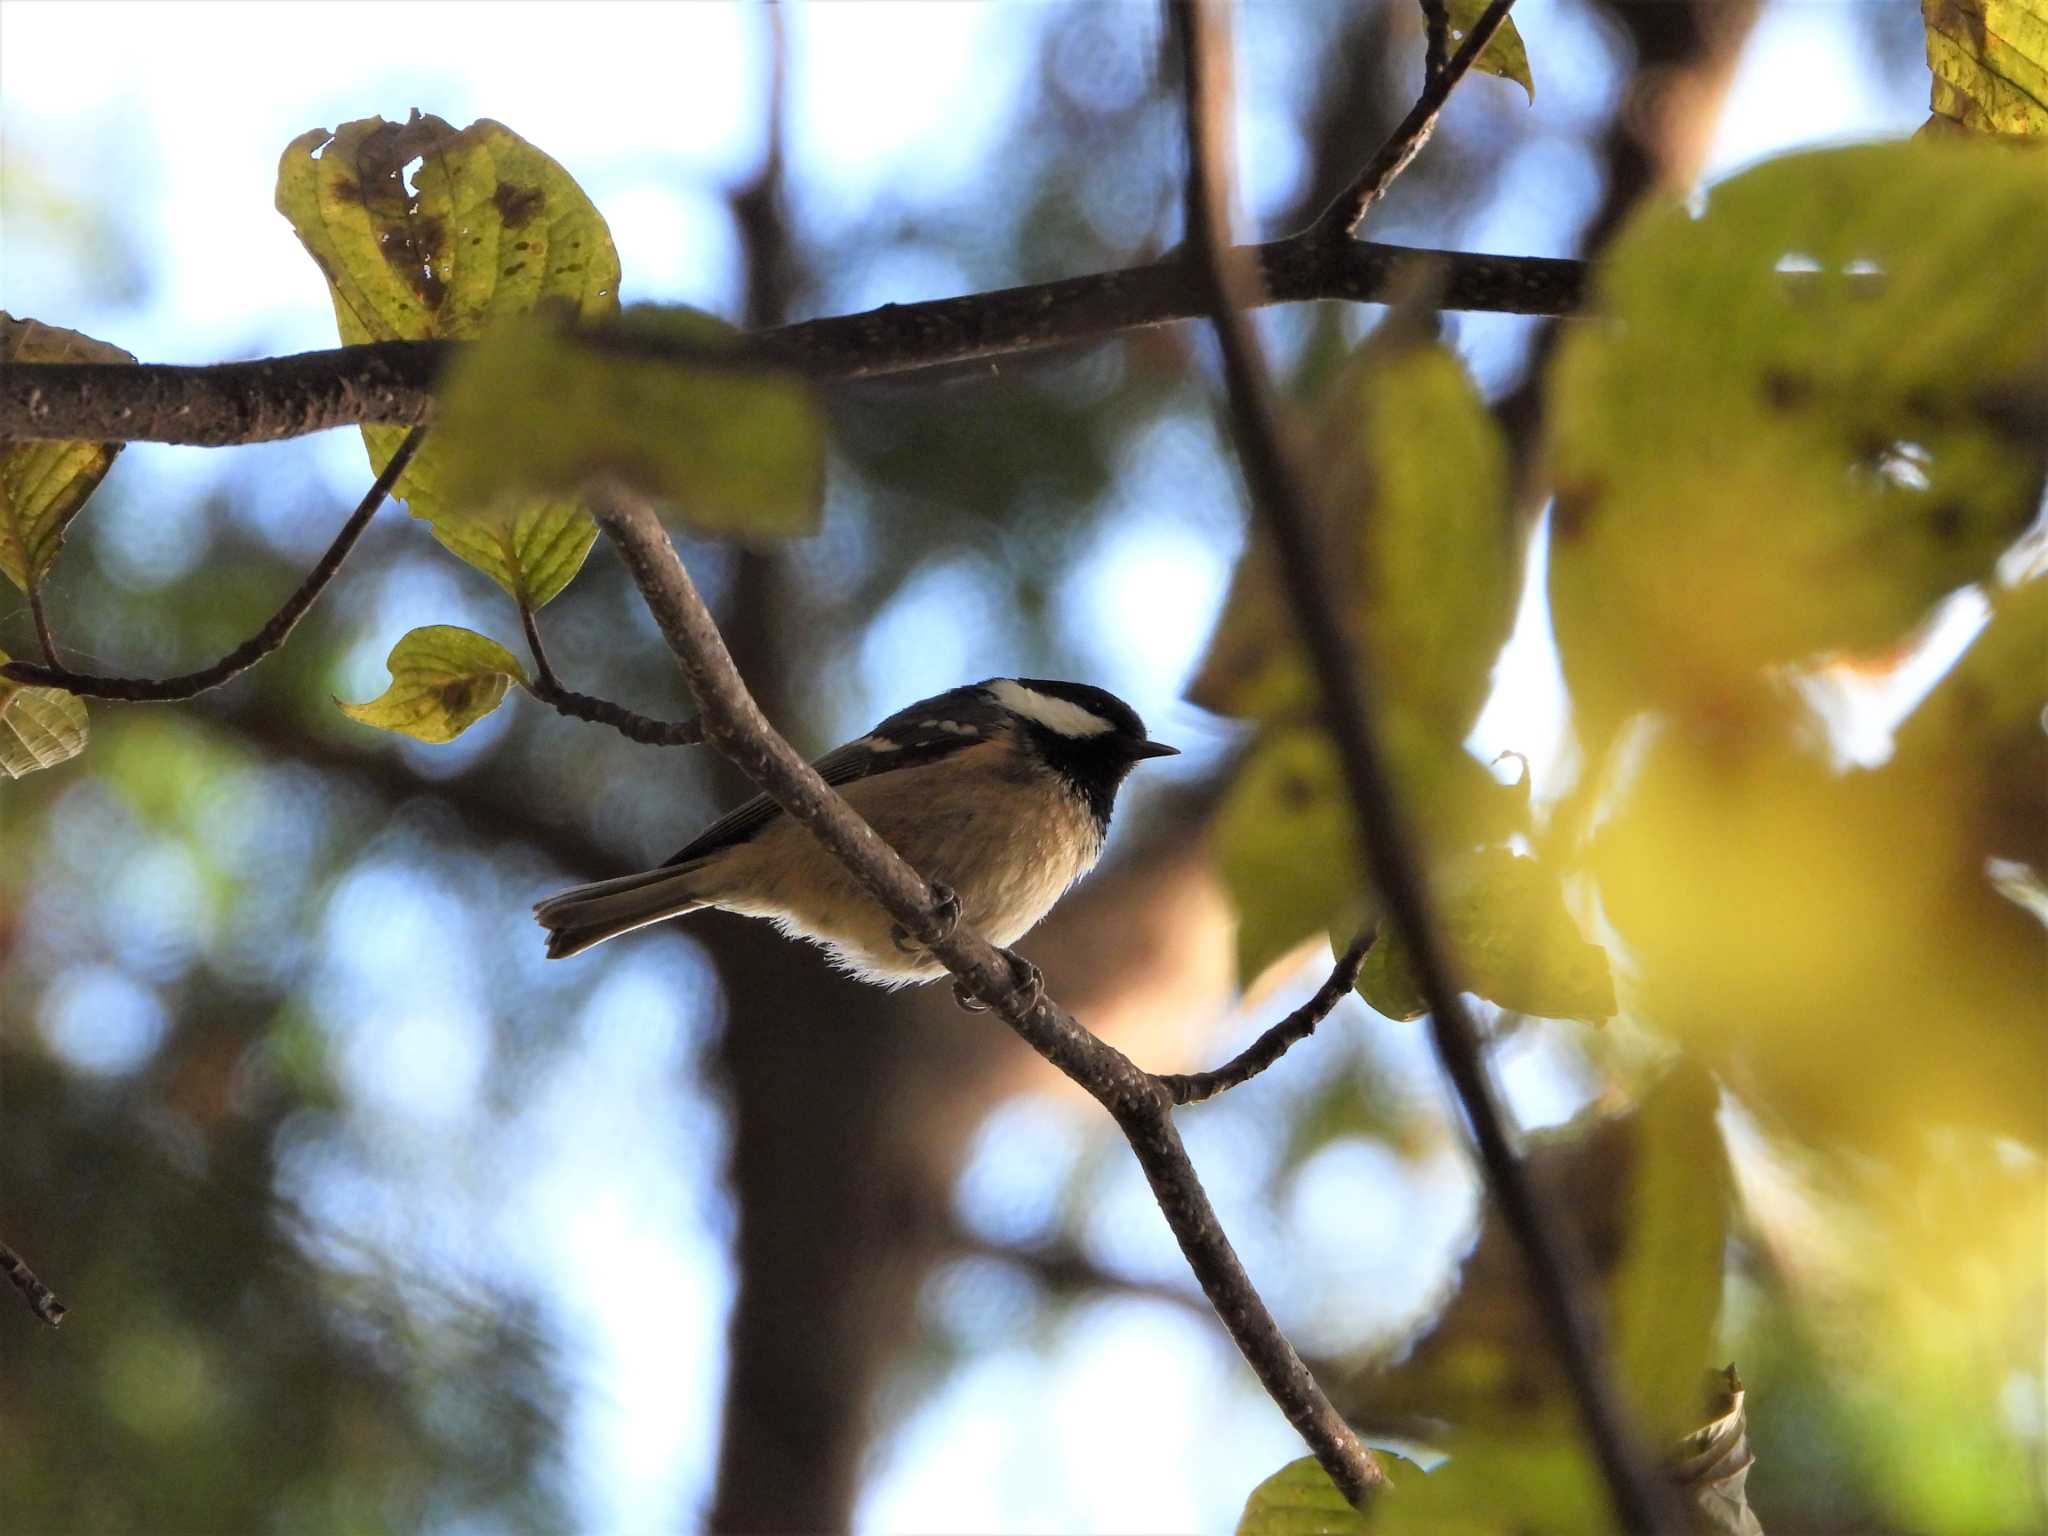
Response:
533,677,1178,992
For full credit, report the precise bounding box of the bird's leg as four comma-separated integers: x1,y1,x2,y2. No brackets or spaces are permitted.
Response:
893,881,962,955
950,949,1043,1014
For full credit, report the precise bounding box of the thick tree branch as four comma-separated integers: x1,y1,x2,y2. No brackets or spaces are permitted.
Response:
0,238,1587,448
585,481,1385,1509
0,428,424,700
515,601,704,747
1,1235,66,1327
1156,931,1372,1106
1174,1,1682,1529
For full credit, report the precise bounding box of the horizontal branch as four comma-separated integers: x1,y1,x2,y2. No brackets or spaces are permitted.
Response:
0,236,1587,447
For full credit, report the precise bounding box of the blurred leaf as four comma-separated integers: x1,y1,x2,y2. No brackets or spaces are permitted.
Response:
1194,330,1516,743
1923,0,2048,135
276,112,620,606
1548,141,2048,734
0,650,88,777
1673,1367,1764,1536
1441,1,1536,104
436,306,827,540
335,625,527,744
1358,847,1615,1024
1235,1454,1385,1536
0,313,134,592
1589,710,2048,1150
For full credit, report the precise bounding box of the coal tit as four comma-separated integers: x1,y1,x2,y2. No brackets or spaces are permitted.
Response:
533,678,1178,983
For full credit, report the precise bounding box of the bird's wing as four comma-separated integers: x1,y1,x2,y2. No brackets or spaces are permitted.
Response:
661,687,1007,867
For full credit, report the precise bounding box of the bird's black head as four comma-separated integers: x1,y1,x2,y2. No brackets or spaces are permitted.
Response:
985,678,1178,829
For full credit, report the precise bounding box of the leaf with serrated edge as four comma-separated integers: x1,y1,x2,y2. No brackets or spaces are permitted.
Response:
436,306,827,541
0,650,89,778
336,625,527,744
276,114,620,606
0,314,136,593
1443,0,1536,102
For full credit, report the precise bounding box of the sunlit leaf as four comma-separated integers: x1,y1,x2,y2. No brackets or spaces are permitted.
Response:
276,113,621,606
1441,1,1535,103
1358,847,1615,1024
435,306,828,540
1548,141,2048,734
1673,1367,1764,1536
1923,0,2048,135
0,650,88,778
335,625,527,744
0,313,135,593
1194,331,1516,742
1235,1454,1386,1536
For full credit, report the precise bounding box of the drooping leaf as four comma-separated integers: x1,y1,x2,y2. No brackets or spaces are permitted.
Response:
1672,1367,1765,1536
1923,0,2048,135
1194,329,1517,742
0,650,88,778
1548,141,2048,734
435,306,827,540
1441,1,1535,103
335,625,527,744
0,314,135,593
1357,847,1615,1024
1215,723,1522,989
276,113,620,606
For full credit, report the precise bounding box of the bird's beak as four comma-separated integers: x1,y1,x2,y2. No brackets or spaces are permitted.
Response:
1130,740,1180,760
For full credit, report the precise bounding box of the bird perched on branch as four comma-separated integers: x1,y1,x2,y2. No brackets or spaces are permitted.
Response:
533,678,1177,1000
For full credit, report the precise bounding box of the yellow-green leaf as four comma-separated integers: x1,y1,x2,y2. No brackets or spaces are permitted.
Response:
1236,1455,1392,1536
0,313,135,593
1924,0,2048,136
1443,1,1535,103
1548,141,2048,733
1193,330,1516,741
435,306,828,540
336,625,527,744
276,113,621,605
0,650,88,778
1357,846,1615,1023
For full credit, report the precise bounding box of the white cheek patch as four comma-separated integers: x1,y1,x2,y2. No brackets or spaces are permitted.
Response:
988,679,1115,738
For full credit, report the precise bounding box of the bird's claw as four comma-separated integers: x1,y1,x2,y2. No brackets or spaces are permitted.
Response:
893,882,963,955
950,949,1043,1014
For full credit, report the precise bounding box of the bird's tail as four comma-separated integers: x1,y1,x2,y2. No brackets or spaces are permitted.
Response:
533,864,713,959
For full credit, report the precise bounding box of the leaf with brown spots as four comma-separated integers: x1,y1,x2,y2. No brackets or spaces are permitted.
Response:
335,624,528,744
1923,0,2048,136
276,113,621,606
0,314,135,593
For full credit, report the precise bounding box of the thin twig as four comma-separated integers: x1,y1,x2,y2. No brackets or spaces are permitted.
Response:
0,238,1588,449
584,480,1385,1509
1,1236,66,1327
1421,0,1450,84
0,428,425,700
1312,0,1519,240
1173,2,1682,1529
1157,931,1372,1106
27,584,59,666
516,600,704,747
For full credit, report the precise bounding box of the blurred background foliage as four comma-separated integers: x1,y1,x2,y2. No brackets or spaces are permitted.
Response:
2,2,2041,1533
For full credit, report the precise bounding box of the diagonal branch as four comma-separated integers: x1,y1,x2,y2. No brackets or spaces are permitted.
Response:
1,1235,66,1327
1156,931,1372,1106
0,427,424,700
515,601,704,747
584,480,1386,1509
1311,0,1521,239
0,236,1588,449
1173,1,1682,1528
